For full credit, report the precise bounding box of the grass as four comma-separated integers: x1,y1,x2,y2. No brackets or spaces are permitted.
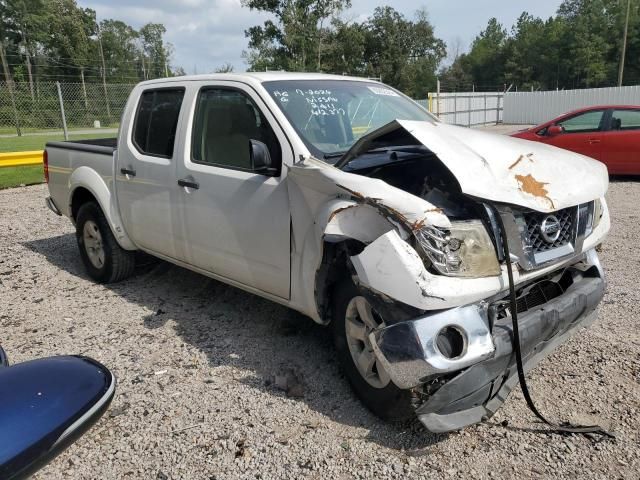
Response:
0,165,44,189
0,130,117,189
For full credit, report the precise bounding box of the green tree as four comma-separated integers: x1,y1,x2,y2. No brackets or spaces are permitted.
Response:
140,23,169,78
98,19,140,82
242,0,351,71
465,18,508,88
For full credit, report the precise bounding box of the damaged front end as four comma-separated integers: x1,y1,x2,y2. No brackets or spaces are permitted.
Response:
369,250,605,432
288,119,610,433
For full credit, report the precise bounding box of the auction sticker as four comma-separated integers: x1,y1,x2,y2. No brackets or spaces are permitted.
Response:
368,86,399,96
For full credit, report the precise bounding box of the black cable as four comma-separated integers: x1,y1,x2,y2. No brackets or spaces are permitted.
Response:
488,203,615,440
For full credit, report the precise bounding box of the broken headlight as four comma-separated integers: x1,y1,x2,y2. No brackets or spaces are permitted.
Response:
415,220,501,278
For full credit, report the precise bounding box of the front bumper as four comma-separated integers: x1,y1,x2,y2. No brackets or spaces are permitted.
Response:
369,250,605,433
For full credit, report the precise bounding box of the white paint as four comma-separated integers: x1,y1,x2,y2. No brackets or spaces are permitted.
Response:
392,120,608,213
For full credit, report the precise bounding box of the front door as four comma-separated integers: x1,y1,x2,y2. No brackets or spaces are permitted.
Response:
116,87,189,261
543,109,606,160
176,83,291,299
600,108,640,174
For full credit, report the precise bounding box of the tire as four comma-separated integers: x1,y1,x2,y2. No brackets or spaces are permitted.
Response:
331,277,416,421
76,201,135,283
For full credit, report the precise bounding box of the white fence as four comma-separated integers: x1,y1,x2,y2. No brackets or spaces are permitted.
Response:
504,85,640,124
417,92,504,126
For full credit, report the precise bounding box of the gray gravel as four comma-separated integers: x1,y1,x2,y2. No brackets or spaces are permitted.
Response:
1,182,638,480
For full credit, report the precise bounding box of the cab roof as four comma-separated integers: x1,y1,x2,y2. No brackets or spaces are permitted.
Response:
138,72,381,87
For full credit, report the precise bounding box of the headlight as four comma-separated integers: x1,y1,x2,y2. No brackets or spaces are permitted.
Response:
584,198,604,237
415,220,501,278
592,198,604,231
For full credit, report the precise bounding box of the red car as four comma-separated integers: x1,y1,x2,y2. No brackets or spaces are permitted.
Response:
511,105,640,175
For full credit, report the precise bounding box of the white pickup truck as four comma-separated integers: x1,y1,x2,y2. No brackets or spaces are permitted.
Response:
45,73,610,432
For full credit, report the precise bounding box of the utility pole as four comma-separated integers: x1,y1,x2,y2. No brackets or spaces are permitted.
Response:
97,25,112,123
618,0,631,87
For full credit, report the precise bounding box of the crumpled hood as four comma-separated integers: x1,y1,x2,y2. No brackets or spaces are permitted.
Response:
341,119,609,213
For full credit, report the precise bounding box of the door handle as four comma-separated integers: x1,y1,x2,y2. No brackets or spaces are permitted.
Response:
120,168,136,177
178,178,199,190
588,138,601,144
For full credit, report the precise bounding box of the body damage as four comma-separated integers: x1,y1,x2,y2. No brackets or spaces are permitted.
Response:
287,121,610,322
377,120,609,213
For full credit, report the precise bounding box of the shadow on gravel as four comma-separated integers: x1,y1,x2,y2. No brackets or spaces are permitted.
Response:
23,234,448,452
609,174,640,183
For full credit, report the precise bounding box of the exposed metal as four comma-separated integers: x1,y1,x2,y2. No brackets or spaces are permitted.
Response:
369,303,495,390
415,259,605,432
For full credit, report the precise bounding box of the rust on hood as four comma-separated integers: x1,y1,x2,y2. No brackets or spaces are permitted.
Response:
508,152,534,170
515,173,555,209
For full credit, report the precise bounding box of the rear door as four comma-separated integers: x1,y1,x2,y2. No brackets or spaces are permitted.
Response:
600,108,640,174
175,82,291,299
116,87,189,261
542,109,606,160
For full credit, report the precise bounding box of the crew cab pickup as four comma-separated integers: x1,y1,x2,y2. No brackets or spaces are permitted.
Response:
45,73,610,433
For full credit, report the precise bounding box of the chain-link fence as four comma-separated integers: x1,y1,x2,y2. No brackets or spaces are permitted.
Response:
0,81,135,135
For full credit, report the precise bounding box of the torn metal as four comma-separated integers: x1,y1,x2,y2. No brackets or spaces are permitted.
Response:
337,119,609,213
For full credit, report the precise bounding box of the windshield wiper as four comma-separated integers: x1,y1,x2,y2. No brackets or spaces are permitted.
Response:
323,151,348,160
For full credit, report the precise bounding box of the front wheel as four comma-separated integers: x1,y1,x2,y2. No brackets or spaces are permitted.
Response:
76,201,135,283
331,277,417,421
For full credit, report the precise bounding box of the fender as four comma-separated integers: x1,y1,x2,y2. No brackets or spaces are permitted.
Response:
287,158,450,323
291,199,396,323
68,166,136,251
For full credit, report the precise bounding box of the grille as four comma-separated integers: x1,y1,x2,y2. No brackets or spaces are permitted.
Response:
495,277,568,320
523,207,576,253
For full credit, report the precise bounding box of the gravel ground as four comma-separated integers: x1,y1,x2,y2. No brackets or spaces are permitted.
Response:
1,182,638,480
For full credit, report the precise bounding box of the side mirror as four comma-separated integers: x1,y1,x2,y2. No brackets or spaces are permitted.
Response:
0,355,115,480
547,125,564,136
249,139,276,175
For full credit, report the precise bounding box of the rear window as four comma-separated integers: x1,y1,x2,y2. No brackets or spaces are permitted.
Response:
610,109,640,131
133,88,185,158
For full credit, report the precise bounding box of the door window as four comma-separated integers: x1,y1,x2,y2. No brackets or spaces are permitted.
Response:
556,110,604,133
191,88,281,172
133,88,185,158
610,109,640,131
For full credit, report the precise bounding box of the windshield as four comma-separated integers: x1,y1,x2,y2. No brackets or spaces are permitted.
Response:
262,80,436,161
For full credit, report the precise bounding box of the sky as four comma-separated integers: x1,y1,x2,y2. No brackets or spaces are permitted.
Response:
82,0,564,74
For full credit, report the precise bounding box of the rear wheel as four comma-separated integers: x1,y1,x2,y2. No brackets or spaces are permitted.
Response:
76,201,135,283
332,277,416,421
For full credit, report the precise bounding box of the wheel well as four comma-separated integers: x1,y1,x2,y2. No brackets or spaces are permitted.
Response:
71,187,97,221
314,239,365,324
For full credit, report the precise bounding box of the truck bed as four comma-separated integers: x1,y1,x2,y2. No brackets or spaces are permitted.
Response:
46,137,117,155
45,137,118,219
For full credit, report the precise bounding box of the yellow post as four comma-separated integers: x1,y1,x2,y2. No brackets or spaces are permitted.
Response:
428,93,433,113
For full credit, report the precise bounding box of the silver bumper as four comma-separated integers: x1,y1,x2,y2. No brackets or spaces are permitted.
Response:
369,303,496,390
369,251,606,432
